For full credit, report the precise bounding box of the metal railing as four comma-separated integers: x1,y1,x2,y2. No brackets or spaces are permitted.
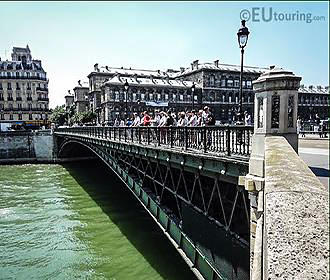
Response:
55,125,254,157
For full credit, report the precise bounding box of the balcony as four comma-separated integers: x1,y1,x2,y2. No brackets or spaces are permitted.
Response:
27,97,32,101
37,97,49,101
0,76,47,81
36,87,48,92
7,97,13,101
16,97,22,101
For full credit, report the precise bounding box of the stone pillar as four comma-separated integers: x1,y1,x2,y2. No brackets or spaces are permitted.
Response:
244,66,301,279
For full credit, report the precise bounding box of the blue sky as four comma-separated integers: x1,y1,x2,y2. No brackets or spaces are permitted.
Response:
0,1,328,108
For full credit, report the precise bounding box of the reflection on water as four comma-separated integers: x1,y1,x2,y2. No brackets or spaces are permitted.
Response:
0,162,195,280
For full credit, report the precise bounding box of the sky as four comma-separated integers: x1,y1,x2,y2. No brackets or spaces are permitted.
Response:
0,1,328,108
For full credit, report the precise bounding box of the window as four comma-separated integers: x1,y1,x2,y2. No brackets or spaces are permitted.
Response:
165,94,168,100
209,75,215,87
7,82,12,90
0,104,3,110
28,103,32,110
157,94,161,100
27,72,30,78
16,82,20,90
180,94,183,101
247,80,252,88
29,114,32,120
0,82,2,90
16,72,19,78
0,114,4,120
7,72,11,78
141,93,145,101
17,103,22,109
227,79,233,87
234,79,240,87
9,114,13,120
18,114,22,120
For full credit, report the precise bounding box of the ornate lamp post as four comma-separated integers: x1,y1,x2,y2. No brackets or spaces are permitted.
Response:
236,20,250,124
124,79,129,119
191,82,196,110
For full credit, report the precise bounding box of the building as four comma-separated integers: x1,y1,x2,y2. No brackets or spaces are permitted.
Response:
0,45,49,127
73,81,89,113
84,60,329,125
298,85,329,121
174,60,267,122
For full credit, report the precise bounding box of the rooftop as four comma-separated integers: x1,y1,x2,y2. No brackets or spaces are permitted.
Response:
299,85,329,94
104,74,195,89
176,62,268,76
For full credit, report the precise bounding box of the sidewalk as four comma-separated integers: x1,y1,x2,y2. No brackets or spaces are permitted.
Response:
299,134,329,140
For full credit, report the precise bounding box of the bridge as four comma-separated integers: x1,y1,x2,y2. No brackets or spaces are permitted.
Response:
53,68,328,280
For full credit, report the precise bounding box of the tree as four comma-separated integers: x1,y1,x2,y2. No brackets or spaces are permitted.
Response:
49,105,67,126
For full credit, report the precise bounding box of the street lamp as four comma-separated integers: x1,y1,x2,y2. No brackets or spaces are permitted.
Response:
124,79,129,119
191,82,196,110
236,19,250,124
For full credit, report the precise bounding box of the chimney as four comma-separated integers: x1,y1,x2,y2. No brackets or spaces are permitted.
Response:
180,67,185,73
214,60,219,67
133,74,138,82
193,60,199,70
269,65,275,70
191,63,194,70
308,85,313,90
317,85,322,91
325,86,329,91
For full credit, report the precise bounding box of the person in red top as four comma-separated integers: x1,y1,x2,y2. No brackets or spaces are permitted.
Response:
142,111,151,126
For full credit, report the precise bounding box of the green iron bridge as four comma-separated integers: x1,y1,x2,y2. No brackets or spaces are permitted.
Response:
54,126,254,280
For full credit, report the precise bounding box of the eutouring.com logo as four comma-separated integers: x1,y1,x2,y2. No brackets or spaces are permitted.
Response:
240,7,326,23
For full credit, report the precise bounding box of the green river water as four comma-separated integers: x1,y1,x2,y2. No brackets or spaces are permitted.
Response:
0,162,195,280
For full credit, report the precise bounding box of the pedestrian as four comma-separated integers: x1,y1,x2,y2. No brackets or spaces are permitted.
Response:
297,116,302,135
142,111,151,126
188,110,198,126
131,113,141,127
244,111,252,126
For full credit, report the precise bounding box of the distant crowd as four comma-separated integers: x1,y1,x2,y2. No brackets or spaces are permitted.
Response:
113,106,252,127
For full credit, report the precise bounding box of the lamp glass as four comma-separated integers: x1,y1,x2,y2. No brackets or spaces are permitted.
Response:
239,34,248,48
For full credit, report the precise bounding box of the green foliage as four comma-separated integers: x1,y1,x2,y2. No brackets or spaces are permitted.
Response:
49,105,67,126
72,110,97,125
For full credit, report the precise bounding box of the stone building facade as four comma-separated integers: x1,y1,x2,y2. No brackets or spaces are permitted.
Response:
100,74,195,124
84,61,329,125
174,60,267,122
0,45,49,125
298,85,329,121
73,86,89,113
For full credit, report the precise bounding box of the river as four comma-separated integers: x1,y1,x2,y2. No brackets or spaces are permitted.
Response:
0,161,195,280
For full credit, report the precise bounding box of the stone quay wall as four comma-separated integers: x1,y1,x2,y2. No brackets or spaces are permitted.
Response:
264,136,329,279
0,130,55,164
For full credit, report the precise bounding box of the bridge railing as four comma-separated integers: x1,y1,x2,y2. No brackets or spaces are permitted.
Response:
55,125,254,157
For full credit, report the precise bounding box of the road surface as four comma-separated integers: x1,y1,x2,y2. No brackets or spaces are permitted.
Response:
298,137,329,189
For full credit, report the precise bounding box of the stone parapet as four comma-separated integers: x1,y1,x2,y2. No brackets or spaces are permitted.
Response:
264,136,329,279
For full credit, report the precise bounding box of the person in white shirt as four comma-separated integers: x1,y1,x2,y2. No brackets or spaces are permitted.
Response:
158,112,168,127
177,112,187,127
131,113,141,127
188,110,198,126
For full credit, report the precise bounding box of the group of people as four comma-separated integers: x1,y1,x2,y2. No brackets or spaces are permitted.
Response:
114,106,216,128
113,107,253,128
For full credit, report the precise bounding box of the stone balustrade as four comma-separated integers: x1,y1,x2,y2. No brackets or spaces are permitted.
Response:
263,136,329,279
